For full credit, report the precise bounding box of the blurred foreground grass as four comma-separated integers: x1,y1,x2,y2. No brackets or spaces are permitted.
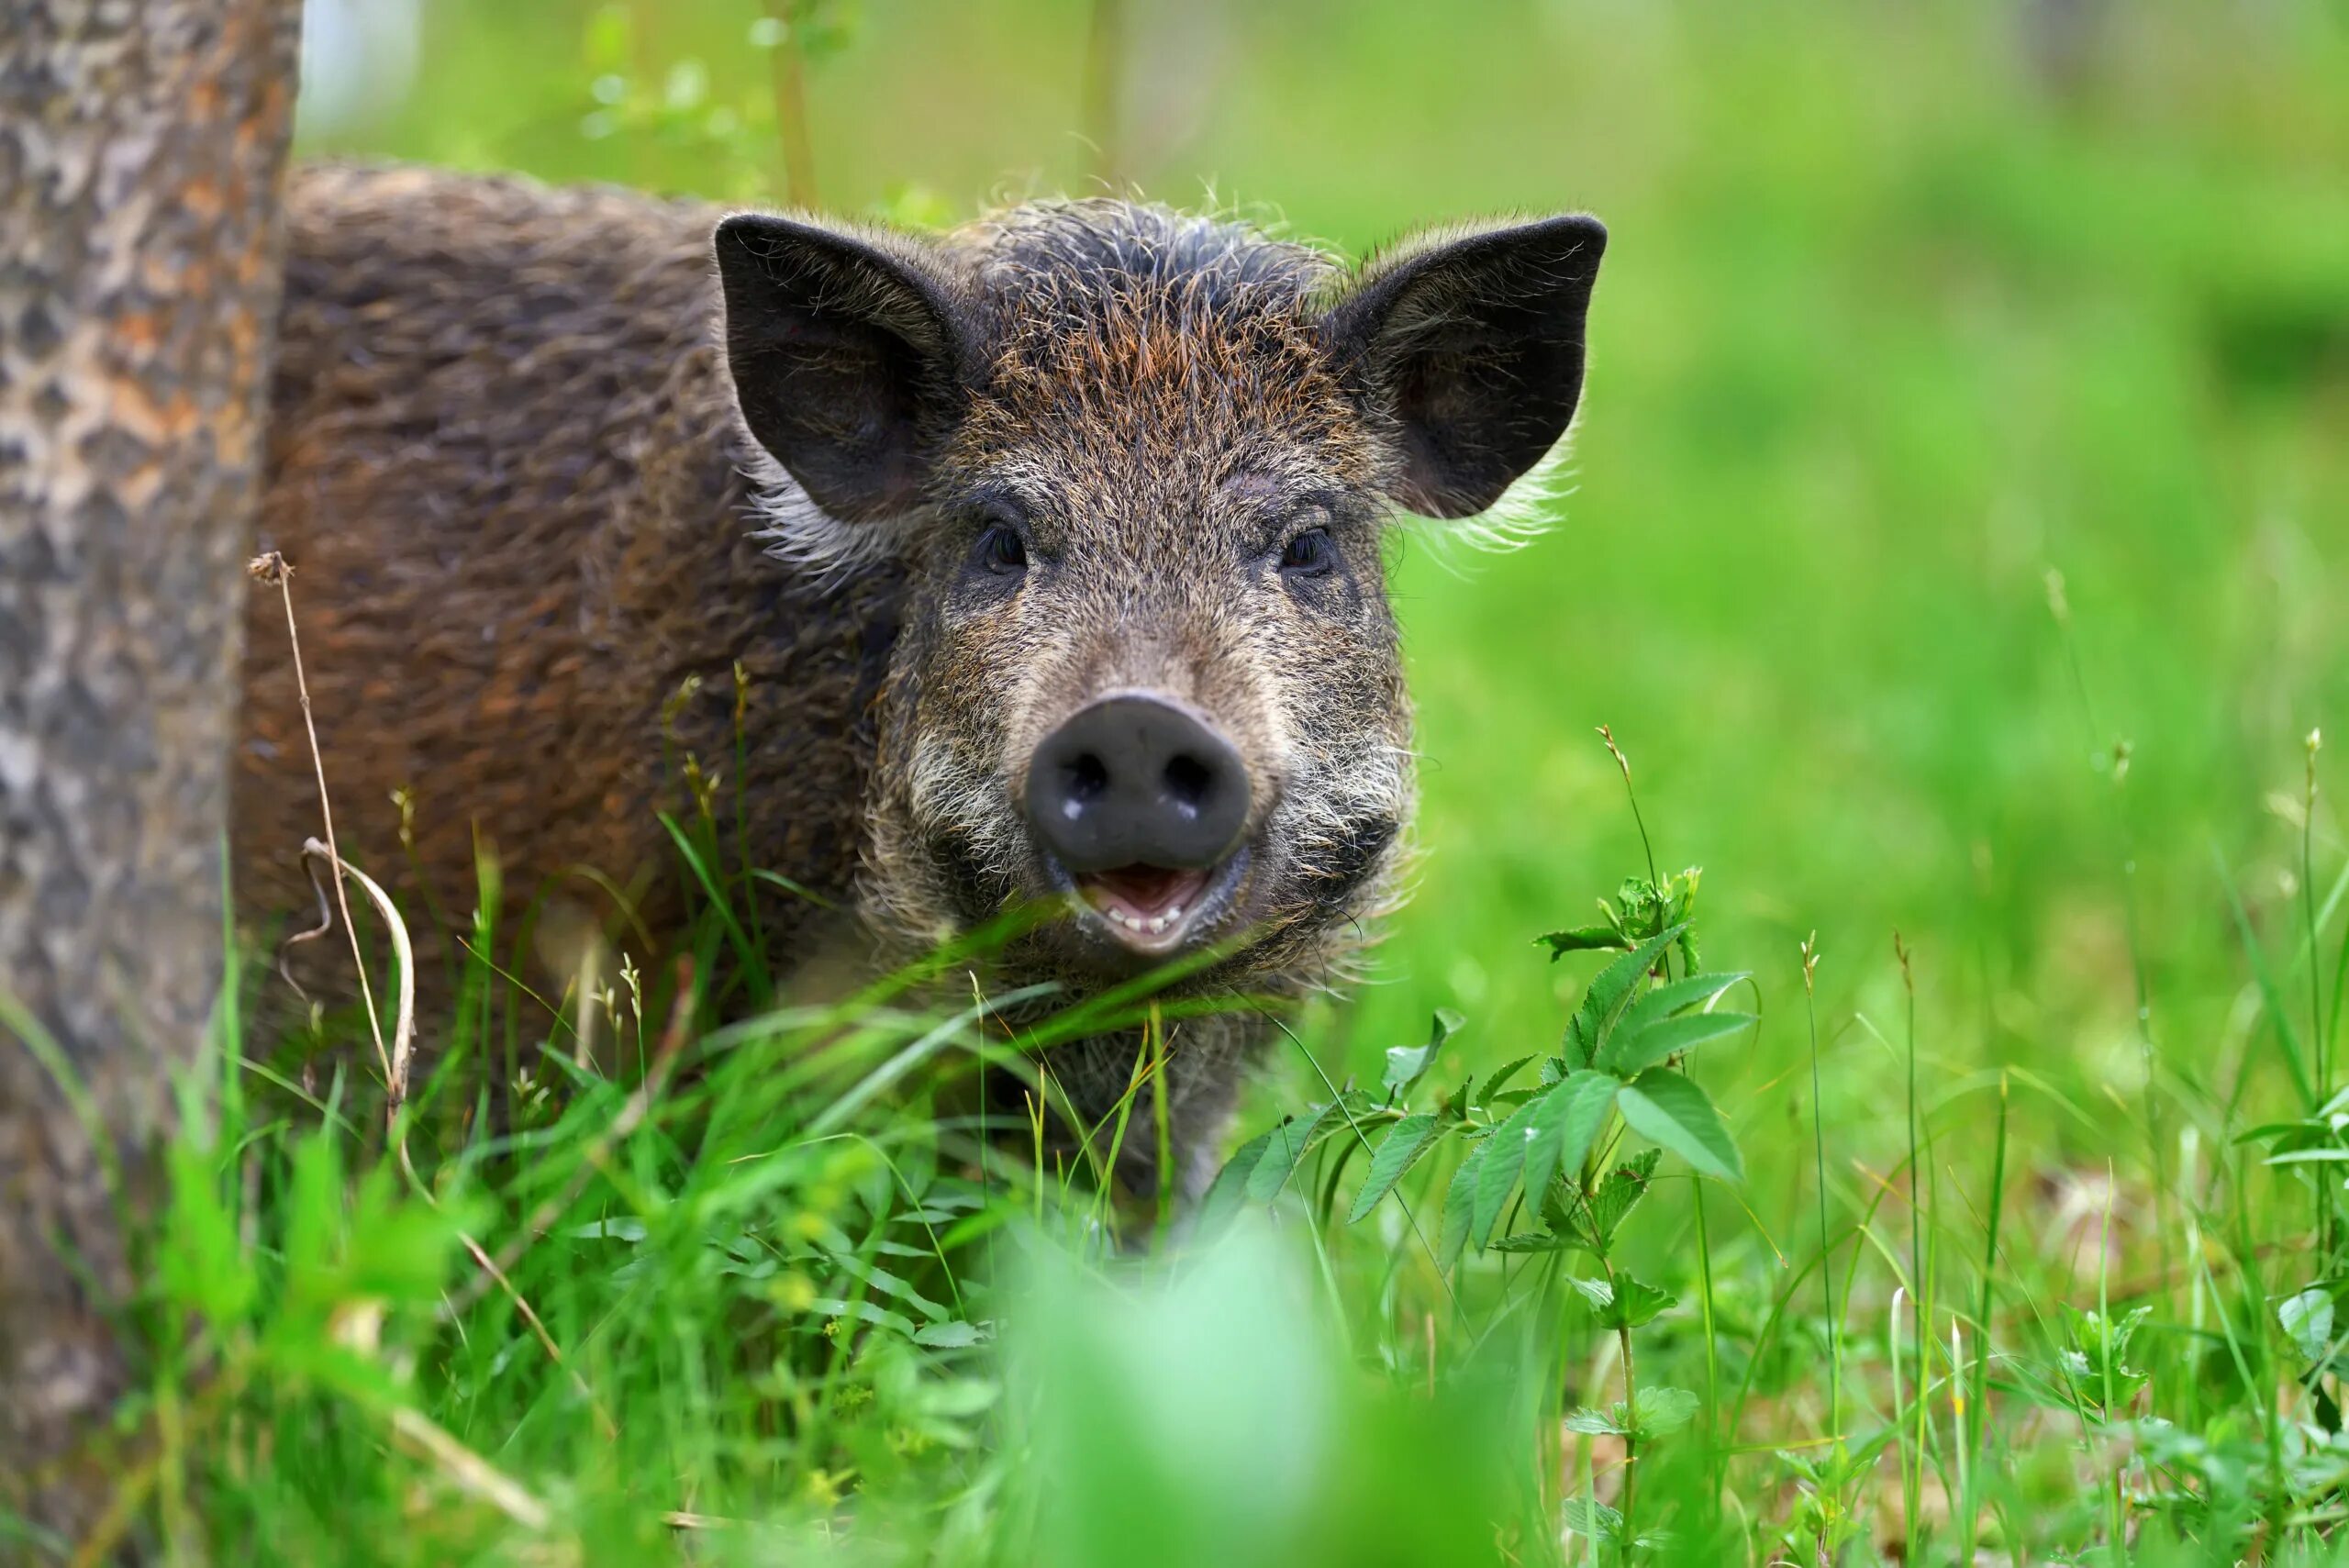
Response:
20,1,2346,1562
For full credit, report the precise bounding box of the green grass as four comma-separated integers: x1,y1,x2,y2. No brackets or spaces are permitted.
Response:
15,0,2349,1561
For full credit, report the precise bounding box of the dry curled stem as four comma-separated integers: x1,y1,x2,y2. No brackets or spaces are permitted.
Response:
250,550,393,1095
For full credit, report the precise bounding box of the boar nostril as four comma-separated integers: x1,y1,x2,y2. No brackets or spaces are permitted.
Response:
1024,694,1252,875
1062,753,1109,810
1163,753,1213,817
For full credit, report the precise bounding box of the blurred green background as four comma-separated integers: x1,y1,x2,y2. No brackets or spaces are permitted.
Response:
296,0,2349,1150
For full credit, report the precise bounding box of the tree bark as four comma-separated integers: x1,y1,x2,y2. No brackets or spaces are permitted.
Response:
0,0,299,1544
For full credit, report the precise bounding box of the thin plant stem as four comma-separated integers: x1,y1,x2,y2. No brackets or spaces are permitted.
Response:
763,0,818,206
1598,725,1661,890
1616,1306,1640,1537
1694,1180,1722,1510
1964,1071,2009,1564
1898,933,1924,1562
1077,0,1126,186
2305,730,2329,1263
1802,934,1841,1556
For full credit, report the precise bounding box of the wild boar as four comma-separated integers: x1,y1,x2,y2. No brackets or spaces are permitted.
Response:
238,163,1604,1195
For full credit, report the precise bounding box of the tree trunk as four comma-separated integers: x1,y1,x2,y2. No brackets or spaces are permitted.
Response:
0,0,300,1543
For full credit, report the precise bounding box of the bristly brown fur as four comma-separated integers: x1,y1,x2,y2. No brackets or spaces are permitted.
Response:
240,164,1602,1198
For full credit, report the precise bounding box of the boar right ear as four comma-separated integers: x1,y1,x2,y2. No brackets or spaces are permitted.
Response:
1320,214,1606,520
714,214,969,524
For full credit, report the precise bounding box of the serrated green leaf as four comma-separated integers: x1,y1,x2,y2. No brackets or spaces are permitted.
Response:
1197,1126,1277,1229
1616,1068,1743,1182
1521,1070,1619,1220
1580,1149,1663,1247
1564,922,1689,1068
1346,1112,1446,1223
1633,1385,1701,1437
1471,1096,1542,1248
1564,1406,1629,1436
1488,1230,1572,1253
1599,1010,1758,1077
1246,1097,1355,1203
1617,971,1752,1038
1438,1140,1489,1266
1564,1272,1675,1329
1562,1498,1624,1542
1608,1273,1676,1329
1541,923,1626,959
1478,1054,1537,1103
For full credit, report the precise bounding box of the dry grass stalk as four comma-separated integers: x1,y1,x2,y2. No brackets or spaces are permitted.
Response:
249,551,393,1094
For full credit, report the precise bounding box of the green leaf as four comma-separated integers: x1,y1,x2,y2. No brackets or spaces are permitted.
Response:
1471,1097,1542,1249
1438,1140,1489,1267
1478,1054,1537,1103
1347,1112,1446,1223
1599,1010,1758,1077
1565,1387,1698,1441
2281,1287,2335,1364
1610,1273,1675,1328
913,1320,985,1350
1581,1150,1662,1245
811,1296,918,1337
1521,1070,1619,1218
1562,1499,1624,1543
1565,1272,1675,1329
1385,1009,1464,1095
2058,1304,2153,1415
1616,1068,1743,1182
1488,1230,1572,1253
160,1140,254,1327
279,1132,347,1328
1633,1385,1700,1437
1617,971,1751,1038
1197,1127,1277,1229
1540,923,1626,959
827,1254,951,1323
1564,923,1689,1068
1246,1098,1353,1203
1381,1044,1431,1095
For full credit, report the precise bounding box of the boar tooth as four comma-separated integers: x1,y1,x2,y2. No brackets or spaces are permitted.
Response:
1147,915,1168,934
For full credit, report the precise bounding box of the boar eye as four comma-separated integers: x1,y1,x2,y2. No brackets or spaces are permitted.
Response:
1279,527,1337,578
975,520,1029,576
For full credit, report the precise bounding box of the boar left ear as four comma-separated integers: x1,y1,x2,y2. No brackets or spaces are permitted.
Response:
714,213,971,525
1320,215,1606,519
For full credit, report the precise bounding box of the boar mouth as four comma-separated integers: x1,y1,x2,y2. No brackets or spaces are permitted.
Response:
1060,851,1248,958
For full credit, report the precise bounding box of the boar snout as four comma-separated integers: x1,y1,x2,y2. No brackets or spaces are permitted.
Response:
1023,692,1252,951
